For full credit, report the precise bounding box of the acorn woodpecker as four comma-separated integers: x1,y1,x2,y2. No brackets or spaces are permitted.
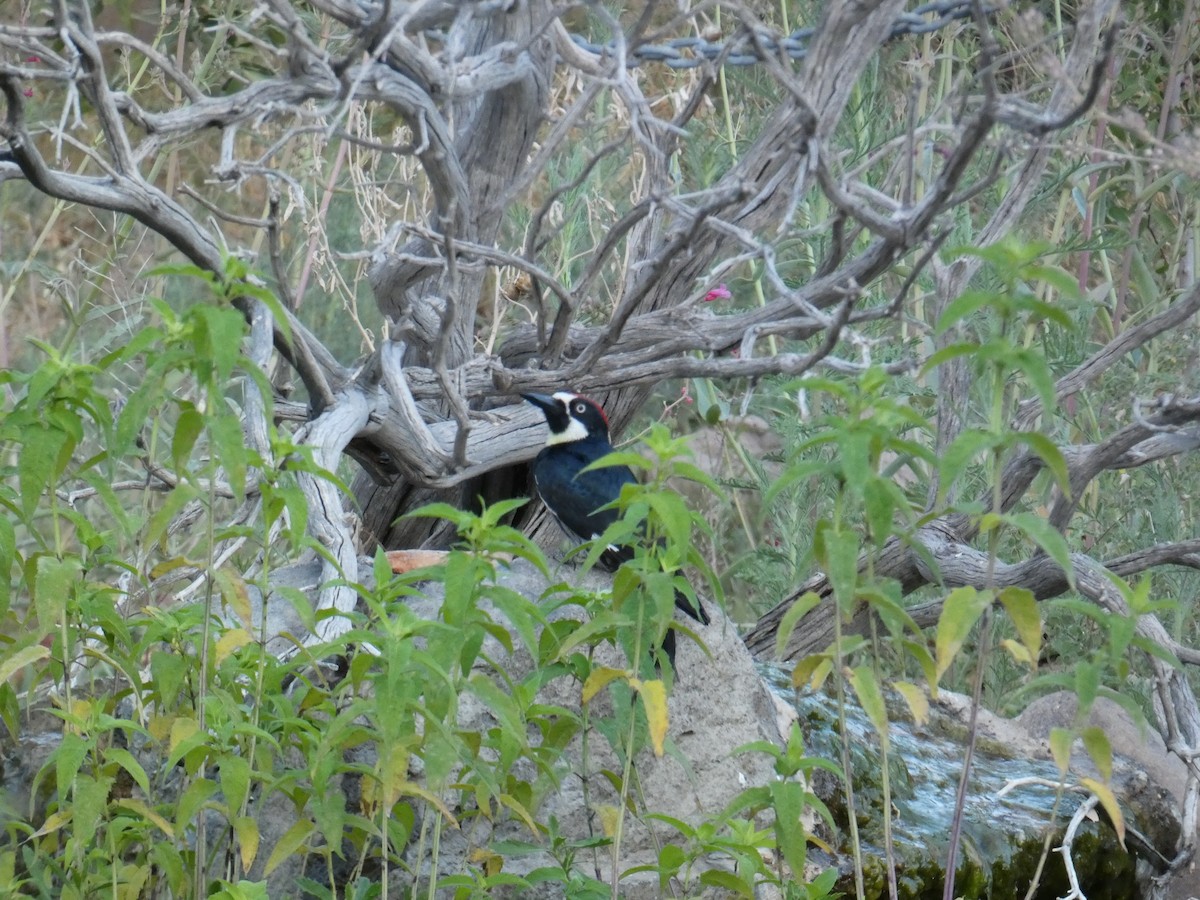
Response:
523,391,709,663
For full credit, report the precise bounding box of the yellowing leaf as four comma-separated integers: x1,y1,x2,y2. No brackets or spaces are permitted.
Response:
469,848,504,877
893,681,929,726
1080,727,1113,782
582,666,628,703
114,799,173,838
935,587,992,683
847,666,887,737
391,779,459,827
169,717,200,755
215,628,252,665
997,586,1041,667
0,644,49,685
234,816,260,870
217,569,255,629
595,804,621,838
1000,638,1034,667
1049,727,1073,775
33,810,71,837
1080,778,1125,849
499,793,540,835
149,556,195,579
792,654,832,691
147,714,173,743
638,679,669,756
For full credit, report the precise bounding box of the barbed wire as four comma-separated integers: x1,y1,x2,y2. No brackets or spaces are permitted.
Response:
568,0,985,69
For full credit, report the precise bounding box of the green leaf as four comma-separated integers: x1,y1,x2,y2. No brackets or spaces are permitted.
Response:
792,654,833,691
859,585,919,638
264,817,315,876
167,717,211,772
176,778,219,836
0,514,14,613
219,754,252,814
34,555,80,626
18,424,65,517
1073,661,1100,715
115,351,181,453
934,291,998,334
1009,347,1057,416
901,639,938,694
150,649,187,707
1016,432,1071,493
847,665,888,738
405,501,472,526
173,407,205,468
1023,263,1082,301
106,747,150,795
698,867,753,897
114,798,173,838
54,732,89,796
861,477,901,543
196,304,247,384
1129,634,1181,668
145,262,216,282
581,450,650,474
776,591,822,659
837,430,872,496
72,773,112,850
210,406,248,501
813,521,858,616
769,779,809,885
674,462,726,499
142,481,199,551
937,429,1001,505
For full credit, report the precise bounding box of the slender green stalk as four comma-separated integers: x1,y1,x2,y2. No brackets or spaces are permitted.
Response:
945,317,1009,899
831,502,865,900
427,813,443,900
870,615,898,900
609,598,648,900
192,468,218,898
833,608,865,900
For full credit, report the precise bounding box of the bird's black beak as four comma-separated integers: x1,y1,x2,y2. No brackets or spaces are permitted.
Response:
521,393,557,413
523,392,568,432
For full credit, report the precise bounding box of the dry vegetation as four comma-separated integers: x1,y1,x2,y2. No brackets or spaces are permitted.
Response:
3,0,1200,895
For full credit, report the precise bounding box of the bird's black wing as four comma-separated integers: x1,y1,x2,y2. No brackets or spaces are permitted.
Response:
533,447,636,545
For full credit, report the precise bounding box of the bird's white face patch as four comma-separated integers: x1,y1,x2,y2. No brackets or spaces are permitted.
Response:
545,392,591,445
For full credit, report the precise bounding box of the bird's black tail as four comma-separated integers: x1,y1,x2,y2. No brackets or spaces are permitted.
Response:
658,583,708,670
676,583,709,625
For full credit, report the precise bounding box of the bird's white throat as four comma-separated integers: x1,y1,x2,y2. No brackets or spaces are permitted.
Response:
546,415,590,445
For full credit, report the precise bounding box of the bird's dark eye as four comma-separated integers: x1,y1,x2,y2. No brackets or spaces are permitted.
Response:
574,402,587,414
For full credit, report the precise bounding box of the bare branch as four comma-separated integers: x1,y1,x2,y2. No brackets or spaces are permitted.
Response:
1014,280,1200,431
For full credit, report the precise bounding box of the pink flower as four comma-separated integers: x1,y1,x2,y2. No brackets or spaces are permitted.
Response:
26,56,41,63
704,284,731,302
22,88,33,98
